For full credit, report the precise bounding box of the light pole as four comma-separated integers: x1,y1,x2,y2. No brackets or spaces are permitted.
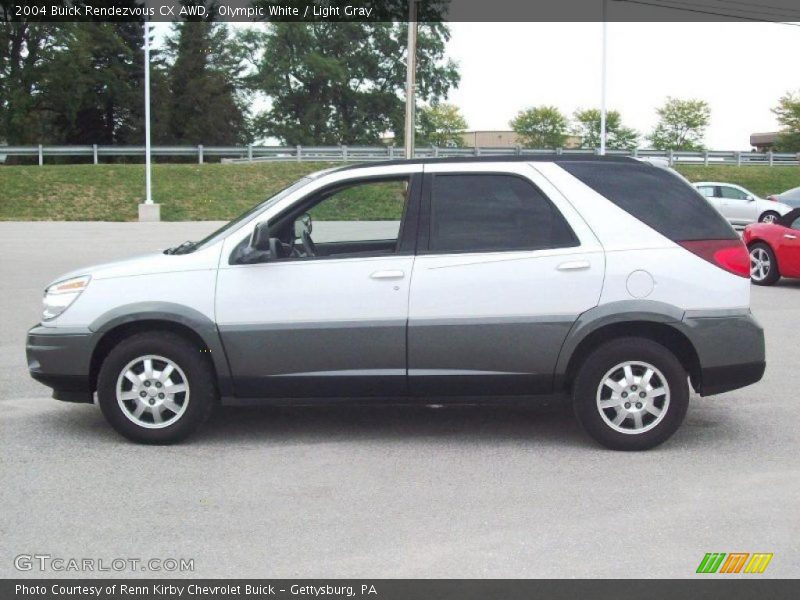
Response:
600,0,608,155
404,0,418,159
138,18,160,221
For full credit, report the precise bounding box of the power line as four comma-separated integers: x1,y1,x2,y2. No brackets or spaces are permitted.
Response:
612,0,800,26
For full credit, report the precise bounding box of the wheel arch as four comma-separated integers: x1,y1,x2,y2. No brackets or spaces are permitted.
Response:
88,303,232,395
556,302,702,393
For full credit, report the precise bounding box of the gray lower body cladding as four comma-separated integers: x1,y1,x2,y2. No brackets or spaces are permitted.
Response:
27,307,765,403
679,310,765,396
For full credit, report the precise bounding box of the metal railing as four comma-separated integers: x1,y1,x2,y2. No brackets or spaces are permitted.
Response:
1,144,799,166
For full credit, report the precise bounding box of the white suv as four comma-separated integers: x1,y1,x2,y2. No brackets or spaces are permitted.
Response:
27,157,765,450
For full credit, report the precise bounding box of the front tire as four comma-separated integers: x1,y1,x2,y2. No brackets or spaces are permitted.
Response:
97,332,216,444
749,242,779,285
759,211,779,224
572,337,689,451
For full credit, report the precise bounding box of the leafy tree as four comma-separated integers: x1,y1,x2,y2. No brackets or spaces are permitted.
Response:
0,21,59,144
164,20,250,145
243,22,459,145
573,108,638,150
510,106,569,149
772,91,800,152
648,97,710,151
417,103,467,147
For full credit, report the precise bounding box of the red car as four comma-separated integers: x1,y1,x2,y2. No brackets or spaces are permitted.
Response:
743,208,800,285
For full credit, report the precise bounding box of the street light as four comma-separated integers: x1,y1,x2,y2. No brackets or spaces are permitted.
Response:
404,0,418,159
138,18,160,221
600,0,608,155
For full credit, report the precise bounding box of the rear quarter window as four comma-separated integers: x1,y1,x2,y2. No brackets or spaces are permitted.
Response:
561,162,738,241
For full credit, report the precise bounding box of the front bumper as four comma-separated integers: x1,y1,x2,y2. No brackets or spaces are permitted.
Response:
681,310,766,396
26,325,94,402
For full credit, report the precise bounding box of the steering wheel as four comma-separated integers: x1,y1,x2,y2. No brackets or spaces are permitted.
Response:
301,230,317,257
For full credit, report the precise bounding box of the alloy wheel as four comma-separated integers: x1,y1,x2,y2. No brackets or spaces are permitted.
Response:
115,355,190,429
750,247,771,282
595,361,671,435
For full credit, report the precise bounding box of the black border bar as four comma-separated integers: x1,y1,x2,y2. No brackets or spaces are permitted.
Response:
3,579,800,600
4,0,800,22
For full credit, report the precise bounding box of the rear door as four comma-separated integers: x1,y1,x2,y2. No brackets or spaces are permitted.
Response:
406,163,604,396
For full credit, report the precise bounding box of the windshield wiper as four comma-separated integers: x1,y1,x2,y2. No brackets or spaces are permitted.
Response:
164,240,196,255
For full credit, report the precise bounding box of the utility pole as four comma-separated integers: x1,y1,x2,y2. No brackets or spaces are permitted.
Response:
404,0,417,159
600,0,608,156
139,18,160,221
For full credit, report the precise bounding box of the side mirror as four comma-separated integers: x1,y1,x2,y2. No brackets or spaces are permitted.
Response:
251,222,272,251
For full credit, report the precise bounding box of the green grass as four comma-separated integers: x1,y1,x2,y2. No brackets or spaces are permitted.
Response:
1,162,799,221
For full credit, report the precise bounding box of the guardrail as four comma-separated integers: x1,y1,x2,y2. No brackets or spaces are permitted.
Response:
1,144,799,166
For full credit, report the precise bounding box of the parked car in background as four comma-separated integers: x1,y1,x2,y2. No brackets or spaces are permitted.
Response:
767,186,800,209
743,208,800,285
694,182,792,225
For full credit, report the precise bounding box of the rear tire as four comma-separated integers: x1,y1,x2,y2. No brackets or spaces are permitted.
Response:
572,337,689,451
96,332,216,444
749,242,780,286
759,211,779,224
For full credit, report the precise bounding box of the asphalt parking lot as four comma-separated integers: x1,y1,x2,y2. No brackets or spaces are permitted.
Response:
1,221,798,578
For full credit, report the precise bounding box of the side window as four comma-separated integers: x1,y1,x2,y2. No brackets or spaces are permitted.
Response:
697,186,715,198
720,186,749,200
428,174,578,253
264,177,412,260
791,217,800,231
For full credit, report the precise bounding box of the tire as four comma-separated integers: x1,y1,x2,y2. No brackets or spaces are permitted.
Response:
572,337,689,451
748,242,780,286
96,332,216,444
758,211,779,224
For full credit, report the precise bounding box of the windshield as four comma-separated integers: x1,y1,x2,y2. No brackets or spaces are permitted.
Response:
186,177,312,252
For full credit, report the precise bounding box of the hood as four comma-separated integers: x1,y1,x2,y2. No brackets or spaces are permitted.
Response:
45,245,221,289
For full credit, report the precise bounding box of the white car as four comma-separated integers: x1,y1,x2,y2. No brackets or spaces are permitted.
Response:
27,157,765,450
694,181,792,225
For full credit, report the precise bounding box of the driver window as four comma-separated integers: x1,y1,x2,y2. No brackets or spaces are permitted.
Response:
294,177,409,259
791,217,800,231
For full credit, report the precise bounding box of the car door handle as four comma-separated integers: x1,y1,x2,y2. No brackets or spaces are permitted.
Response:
556,260,591,271
370,270,405,280
784,234,797,240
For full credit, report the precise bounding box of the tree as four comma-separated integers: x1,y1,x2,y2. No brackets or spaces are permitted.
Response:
243,22,459,145
648,97,710,151
417,103,467,147
510,106,569,149
164,21,250,145
772,91,800,151
573,108,638,150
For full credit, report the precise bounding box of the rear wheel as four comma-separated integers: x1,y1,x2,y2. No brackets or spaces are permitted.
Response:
97,332,216,444
759,211,779,224
749,242,779,285
572,337,689,451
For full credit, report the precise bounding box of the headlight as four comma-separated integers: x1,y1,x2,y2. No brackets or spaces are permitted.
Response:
42,275,91,321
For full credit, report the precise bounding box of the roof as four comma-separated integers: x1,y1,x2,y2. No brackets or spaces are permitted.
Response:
332,154,639,173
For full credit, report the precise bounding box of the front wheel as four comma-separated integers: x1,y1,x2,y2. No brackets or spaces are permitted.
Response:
97,332,217,444
759,211,779,224
572,337,689,451
749,242,779,285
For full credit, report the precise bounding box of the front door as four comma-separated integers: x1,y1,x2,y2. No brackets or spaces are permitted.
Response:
407,165,605,396
216,174,420,398
719,185,756,225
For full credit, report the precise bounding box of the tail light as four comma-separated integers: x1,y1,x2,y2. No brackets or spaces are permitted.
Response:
677,240,750,278
767,195,777,202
